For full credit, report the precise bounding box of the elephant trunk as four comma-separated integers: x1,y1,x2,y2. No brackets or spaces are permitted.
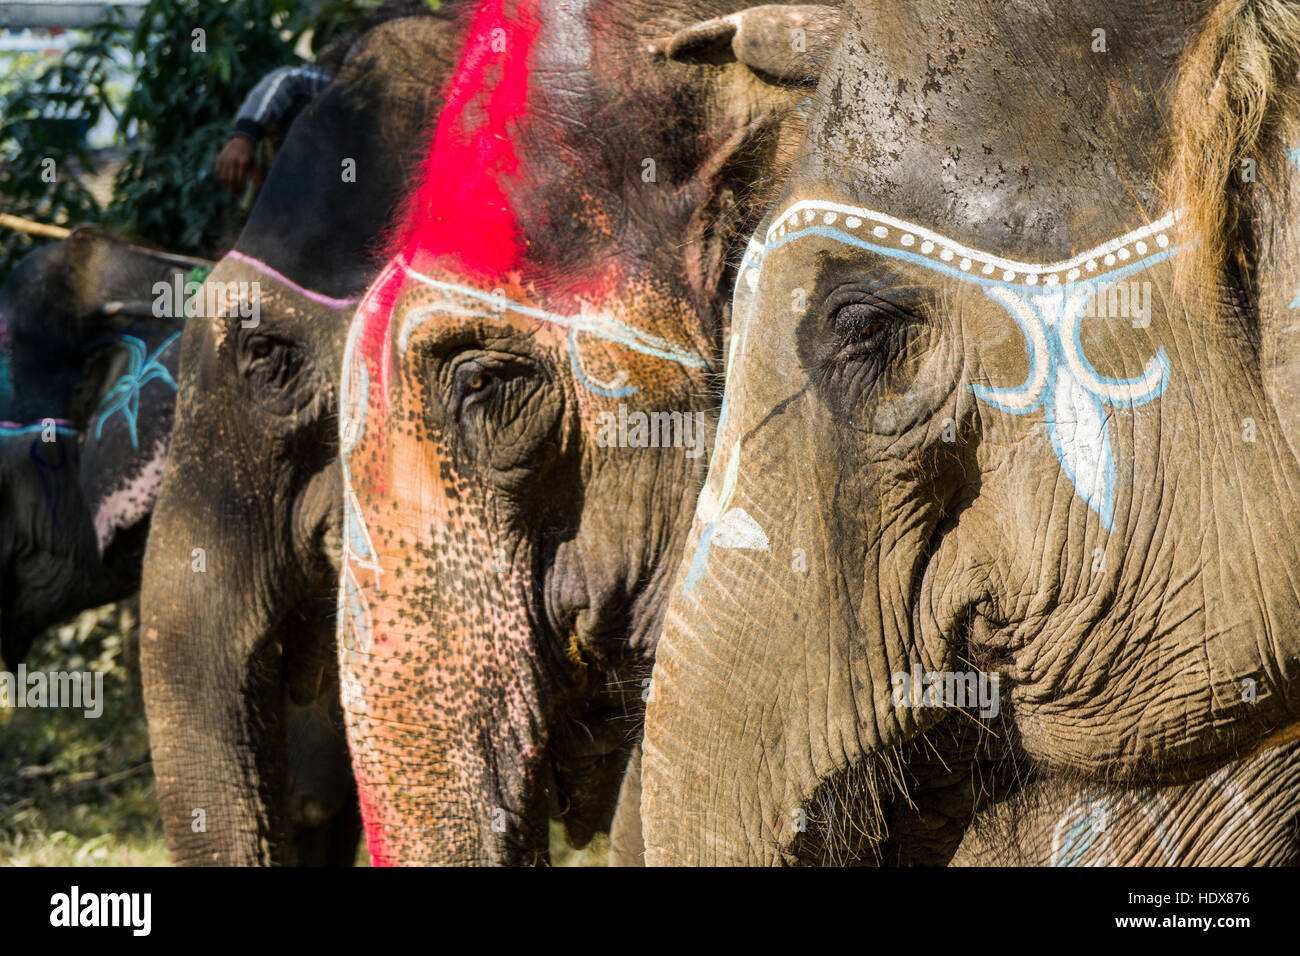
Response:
640,599,777,864
339,559,557,865
140,448,294,865
641,408,949,863
141,629,287,864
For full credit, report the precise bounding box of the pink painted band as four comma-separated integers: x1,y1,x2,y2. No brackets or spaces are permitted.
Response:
226,250,363,310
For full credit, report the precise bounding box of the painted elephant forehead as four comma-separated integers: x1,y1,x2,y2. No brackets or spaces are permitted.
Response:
397,265,707,368
740,197,1186,532
224,250,361,311
390,0,540,280
748,199,1181,289
347,0,541,398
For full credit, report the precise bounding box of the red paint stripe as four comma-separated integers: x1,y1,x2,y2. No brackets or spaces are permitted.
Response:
394,0,539,279
359,0,541,403
356,780,393,866
350,4,545,859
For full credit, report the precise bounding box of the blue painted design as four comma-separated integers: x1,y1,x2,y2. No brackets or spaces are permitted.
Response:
760,223,1176,294
968,286,1168,530
680,441,769,593
94,333,181,449
340,328,379,573
568,328,637,398
1053,805,1104,867
337,315,379,696
0,352,12,412
758,219,1177,531
1052,789,1177,865
0,422,77,436
682,522,716,594
399,267,708,374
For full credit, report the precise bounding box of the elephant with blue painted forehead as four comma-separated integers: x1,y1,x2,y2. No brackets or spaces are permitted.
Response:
643,0,1300,864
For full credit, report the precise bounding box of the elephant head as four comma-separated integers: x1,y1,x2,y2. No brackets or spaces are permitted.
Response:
0,227,191,425
338,0,839,865
643,0,1300,864
0,232,196,665
139,9,467,865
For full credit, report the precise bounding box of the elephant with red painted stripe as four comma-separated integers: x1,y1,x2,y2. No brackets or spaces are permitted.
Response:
138,5,467,865
337,0,840,865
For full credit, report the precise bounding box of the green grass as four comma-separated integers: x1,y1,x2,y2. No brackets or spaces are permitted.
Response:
1,601,613,867
551,823,610,867
0,600,169,866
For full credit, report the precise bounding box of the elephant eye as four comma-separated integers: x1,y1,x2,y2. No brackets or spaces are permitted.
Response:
454,364,501,415
826,284,927,364
238,332,315,415
832,304,891,359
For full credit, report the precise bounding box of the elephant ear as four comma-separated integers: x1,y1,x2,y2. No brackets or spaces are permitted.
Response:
1193,29,1300,464
78,321,182,561
656,4,841,85
650,4,843,345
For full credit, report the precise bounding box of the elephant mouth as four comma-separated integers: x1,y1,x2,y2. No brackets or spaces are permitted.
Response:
785,717,994,867
779,589,1001,866
544,699,641,859
785,754,899,865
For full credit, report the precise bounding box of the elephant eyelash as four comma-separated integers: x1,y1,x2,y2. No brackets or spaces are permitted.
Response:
832,306,893,359
831,301,915,361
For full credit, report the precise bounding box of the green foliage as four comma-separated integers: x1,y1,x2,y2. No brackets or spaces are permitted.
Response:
0,601,168,866
309,0,388,58
0,24,122,282
1,0,347,280
110,0,309,255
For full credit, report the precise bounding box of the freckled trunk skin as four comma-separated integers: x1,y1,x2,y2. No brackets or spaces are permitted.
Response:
340,444,558,864
340,565,554,866
340,309,561,865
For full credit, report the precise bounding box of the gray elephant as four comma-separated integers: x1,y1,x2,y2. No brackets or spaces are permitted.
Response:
0,230,355,865
334,0,838,866
955,742,1300,866
0,229,198,666
139,6,468,865
643,0,1300,863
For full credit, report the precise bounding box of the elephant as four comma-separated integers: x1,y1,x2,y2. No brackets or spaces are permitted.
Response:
642,0,1300,864
0,231,354,865
0,227,192,427
337,0,839,865
0,229,199,666
139,6,469,865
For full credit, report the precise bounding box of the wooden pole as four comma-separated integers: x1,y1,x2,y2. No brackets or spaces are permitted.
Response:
0,213,72,240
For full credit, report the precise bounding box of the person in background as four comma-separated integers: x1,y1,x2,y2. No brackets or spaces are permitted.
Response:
214,63,333,196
